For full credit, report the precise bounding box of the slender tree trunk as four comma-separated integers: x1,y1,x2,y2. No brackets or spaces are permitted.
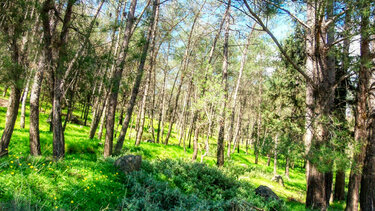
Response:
192,126,199,161
0,87,22,157
90,1,122,140
20,76,31,129
98,98,108,140
135,80,151,146
163,1,205,145
227,33,251,157
2,85,8,97
273,134,278,175
114,0,159,154
29,60,43,156
135,3,159,146
104,0,137,157
216,2,230,167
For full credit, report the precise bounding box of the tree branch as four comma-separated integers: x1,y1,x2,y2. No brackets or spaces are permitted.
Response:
242,0,314,85
263,0,309,29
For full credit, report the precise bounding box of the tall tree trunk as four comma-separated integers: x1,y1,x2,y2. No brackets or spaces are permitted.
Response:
359,15,375,211
114,0,159,154
216,1,230,167
333,8,350,203
304,1,336,209
192,126,199,161
0,87,22,157
227,33,251,157
346,9,370,211
104,0,137,157
135,2,159,146
273,134,278,175
156,67,167,143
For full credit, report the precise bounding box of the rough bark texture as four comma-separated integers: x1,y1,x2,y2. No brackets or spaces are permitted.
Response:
360,29,375,211
304,1,336,209
29,61,44,156
346,10,370,211
20,76,31,129
0,87,22,157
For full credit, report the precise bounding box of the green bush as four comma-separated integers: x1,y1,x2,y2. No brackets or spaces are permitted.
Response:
121,159,285,211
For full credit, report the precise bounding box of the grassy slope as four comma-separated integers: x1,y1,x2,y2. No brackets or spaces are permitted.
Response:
0,94,345,210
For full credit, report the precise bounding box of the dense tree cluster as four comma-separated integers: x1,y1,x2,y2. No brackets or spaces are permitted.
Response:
0,0,374,210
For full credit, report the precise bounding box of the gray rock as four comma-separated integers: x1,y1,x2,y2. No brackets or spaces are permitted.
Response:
114,155,142,174
271,175,285,187
145,139,155,143
255,185,279,200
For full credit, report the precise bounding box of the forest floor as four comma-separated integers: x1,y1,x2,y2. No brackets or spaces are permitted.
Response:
0,95,346,210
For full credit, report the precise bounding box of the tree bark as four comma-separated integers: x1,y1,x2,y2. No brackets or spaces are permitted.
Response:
359,22,375,211
227,33,251,157
29,60,43,156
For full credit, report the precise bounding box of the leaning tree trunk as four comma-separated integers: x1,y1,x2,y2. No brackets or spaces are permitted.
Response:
104,0,137,157
114,0,159,154
0,87,22,157
135,2,159,146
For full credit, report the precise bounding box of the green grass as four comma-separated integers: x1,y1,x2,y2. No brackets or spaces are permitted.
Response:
0,98,346,210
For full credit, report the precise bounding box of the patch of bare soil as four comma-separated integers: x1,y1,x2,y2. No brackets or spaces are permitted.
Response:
0,98,8,107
